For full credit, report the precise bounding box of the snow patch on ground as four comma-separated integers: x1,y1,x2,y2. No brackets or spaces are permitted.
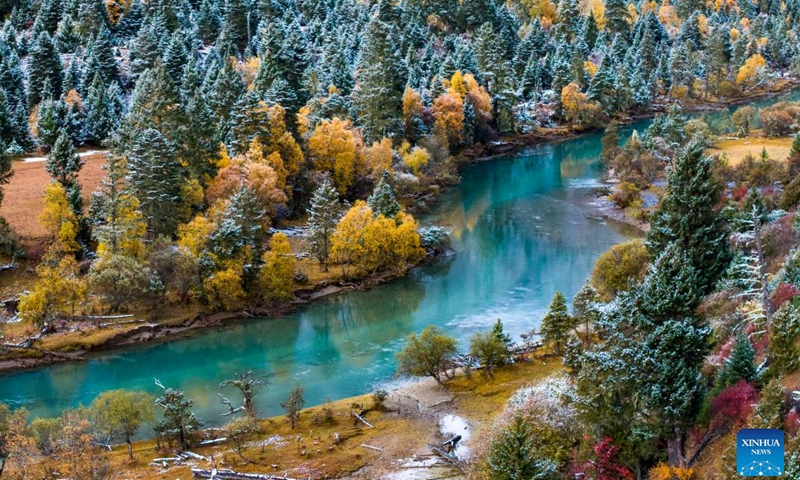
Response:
23,150,106,163
439,414,471,460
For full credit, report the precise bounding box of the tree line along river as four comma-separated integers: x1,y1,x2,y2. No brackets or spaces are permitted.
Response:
1,89,799,426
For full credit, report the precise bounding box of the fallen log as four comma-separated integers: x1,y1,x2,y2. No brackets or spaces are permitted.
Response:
353,412,375,428
197,437,227,446
360,443,383,451
191,468,300,480
181,451,210,462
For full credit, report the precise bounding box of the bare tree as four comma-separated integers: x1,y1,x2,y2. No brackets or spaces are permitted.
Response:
220,371,267,417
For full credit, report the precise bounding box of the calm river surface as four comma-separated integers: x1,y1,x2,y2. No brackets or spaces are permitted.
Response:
2,89,799,425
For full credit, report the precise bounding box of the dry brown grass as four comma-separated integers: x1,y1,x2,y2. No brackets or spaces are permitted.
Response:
94,358,563,479
709,136,794,167
0,152,107,254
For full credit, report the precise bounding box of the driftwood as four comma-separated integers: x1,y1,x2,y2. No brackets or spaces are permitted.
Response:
360,443,383,451
191,468,300,480
181,451,210,462
353,412,375,428
198,437,228,446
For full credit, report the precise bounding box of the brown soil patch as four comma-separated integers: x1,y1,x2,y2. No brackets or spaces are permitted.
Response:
0,152,107,254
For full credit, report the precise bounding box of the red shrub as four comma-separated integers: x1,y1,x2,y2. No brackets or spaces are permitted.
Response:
785,410,800,437
711,380,758,429
582,437,634,480
732,185,749,201
771,283,799,312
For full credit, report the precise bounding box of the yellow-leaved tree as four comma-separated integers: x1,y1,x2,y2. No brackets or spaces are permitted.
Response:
258,233,295,305
178,214,217,257
736,54,766,88
203,261,246,311
40,181,80,255
561,83,599,126
433,92,464,148
364,138,394,177
308,118,364,195
18,256,86,328
401,145,430,175
330,201,424,278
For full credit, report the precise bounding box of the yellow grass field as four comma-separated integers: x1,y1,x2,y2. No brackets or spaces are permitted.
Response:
709,136,794,166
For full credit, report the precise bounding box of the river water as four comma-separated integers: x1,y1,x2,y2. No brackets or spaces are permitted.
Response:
2,89,799,425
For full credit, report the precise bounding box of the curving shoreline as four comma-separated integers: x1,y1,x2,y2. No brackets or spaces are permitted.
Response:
1,80,798,375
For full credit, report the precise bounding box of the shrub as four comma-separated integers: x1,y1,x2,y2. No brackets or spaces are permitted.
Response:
591,239,650,300
371,390,388,410
610,182,641,209
418,226,451,254
731,106,757,136
761,109,795,138
648,463,695,480
710,380,758,429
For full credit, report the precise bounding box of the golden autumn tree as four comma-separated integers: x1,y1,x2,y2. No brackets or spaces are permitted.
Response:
308,118,364,195
402,145,430,175
263,105,304,186
177,214,217,257
258,233,295,305
330,200,372,277
206,140,288,223
40,181,81,255
18,256,86,328
561,82,599,126
736,54,766,87
203,262,246,311
402,86,425,141
433,92,464,148
330,201,424,278
364,138,394,176
463,73,492,130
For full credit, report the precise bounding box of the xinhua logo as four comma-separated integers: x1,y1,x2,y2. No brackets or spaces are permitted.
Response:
737,429,784,476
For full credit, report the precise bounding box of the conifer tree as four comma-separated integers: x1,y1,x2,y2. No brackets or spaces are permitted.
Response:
92,26,118,85
486,416,558,480
54,17,80,53
197,0,221,44
646,137,731,295
572,282,600,348
46,128,84,217
540,291,572,355
307,178,339,271
35,0,62,34
125,128,184,236
130,16,167,78
352,16,405,142
208,186,268,263
588,56,617,114
92,152,146,258
604,0,631,37
124,62,184,146
367,170,401,219
84,72,114,144
719,333,757,387
767,303,800,377
36,98,67,147
27,31,62,107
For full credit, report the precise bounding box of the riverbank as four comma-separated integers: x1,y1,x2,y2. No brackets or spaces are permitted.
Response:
83,355,562,480
0,250,449,373
1,78,798,373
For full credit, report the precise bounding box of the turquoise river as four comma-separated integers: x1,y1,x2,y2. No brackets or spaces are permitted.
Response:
2,88,799,426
